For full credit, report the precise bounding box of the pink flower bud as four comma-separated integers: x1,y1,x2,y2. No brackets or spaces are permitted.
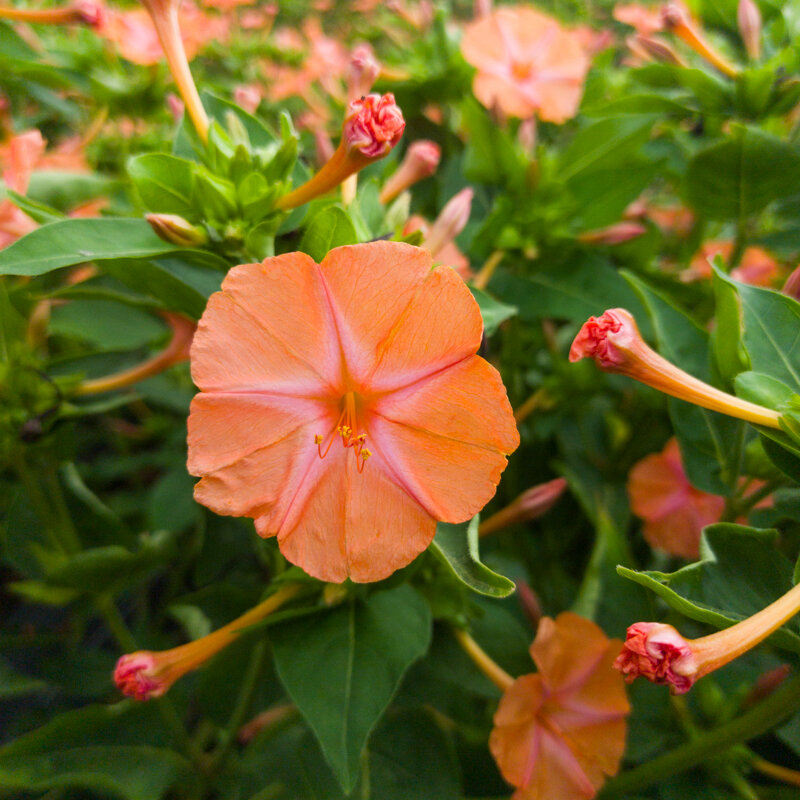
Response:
614,622,698,694
343,93,405,159
737,0,761,60
629,34,686,65
166,93,185,122
114,652,171,701
479,477,568,536
424,187,473,258
347,43,380,101
74,0,105,26
379,140,441,203
234,85,261,114
578,221,647,245
782,264,800,300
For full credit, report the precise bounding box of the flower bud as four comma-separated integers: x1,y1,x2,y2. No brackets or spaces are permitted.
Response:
234,85,262,114
166,93,185,123
479,478,568,537
424,188,473,258
114,652,175,701
578,221,647,245
661,2,739,76
570,308,781,428
146,213,207,247
379,140,441,204
629,33,687,65
782,264,800,300
347,43,380,102
343,93,405,159
737,0,761,60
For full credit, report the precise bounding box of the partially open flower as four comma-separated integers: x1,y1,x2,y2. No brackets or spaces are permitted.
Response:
616,580,800,693
490,613,630,800
276,93,405,210
570,308,781,429
379,140,441,204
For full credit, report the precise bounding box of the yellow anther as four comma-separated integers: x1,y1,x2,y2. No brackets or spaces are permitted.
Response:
314,434,323,445
361,449,372,460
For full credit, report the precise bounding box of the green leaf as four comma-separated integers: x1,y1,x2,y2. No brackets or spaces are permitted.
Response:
0,704,197,800
626,272,742,494
42,530,178,595
714,268,800,393
0,658,48,698
270,585,432,792
618,523,800,654
128,153,197,219
462,98,523,186
686,126,800,220
0,218,222,277
470,286,517,337
6,188,64,224
299,205,359,262
431,516,515,598
27,171,120,212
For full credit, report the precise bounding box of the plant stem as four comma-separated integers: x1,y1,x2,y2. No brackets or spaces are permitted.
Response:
599,672,800,796
453,628,514,691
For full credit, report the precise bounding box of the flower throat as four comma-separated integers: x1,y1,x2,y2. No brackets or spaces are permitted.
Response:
314,391,371,471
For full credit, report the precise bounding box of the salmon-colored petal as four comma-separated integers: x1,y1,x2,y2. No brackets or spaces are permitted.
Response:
628,450,686,521
532,79,586,124
531,613,612,693
273,445,435,583
219,253,341,390
318,242,433,384
462,14,509,71
187,392,331,475
368,265,483,391
473,75,538,118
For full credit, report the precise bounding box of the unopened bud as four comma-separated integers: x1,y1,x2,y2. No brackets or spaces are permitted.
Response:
630,34,686,65
146,213,208,247
424,188,473,258
661,2,739,76
234,85,261,115
347,43,380,102
379,140,441,203
479,478,568,537
343,93,405,159
782,264,800,300
579,221,647,245
737,0,761,59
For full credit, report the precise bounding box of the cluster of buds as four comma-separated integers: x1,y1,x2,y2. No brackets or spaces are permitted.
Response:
570,308,781,429
615,581,800,693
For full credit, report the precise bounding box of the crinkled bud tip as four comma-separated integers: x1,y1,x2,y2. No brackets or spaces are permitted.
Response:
343,93,405,159
114,652,169,701
569,307,643,369
613,622,698,694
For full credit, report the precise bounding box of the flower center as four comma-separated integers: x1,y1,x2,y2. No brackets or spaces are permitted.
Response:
511,59,533,80
314,391,371,472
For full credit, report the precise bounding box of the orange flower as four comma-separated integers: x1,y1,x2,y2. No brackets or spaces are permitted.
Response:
187,242,519,583
489,613,630,800
0,130,45,249
461,6,590,123
628,438,724,559
684,241,781,287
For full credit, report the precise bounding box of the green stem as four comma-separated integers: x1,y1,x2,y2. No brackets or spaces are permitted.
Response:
205,639,268,775
44,464,81,553
14,454,67,554
599,672,800,796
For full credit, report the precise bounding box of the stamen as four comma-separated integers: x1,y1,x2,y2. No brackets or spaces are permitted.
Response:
314,392,371,469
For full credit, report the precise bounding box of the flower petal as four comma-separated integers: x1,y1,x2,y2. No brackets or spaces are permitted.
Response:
191,253,341,394
318,242,433,384
272,445,435,583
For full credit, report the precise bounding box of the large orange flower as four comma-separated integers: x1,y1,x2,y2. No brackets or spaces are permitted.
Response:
489,613,629,800
461,6,590,123
187,242,519,583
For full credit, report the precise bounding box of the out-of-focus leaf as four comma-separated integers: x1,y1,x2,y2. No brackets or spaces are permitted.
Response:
0,658,48,698
431,517,515,598
618,524,800,653
270,584,432,792
0,704,197,800
470,287,517,337
298,205,359,262
0,218,224,276
686,126,800,220
27,171,120,212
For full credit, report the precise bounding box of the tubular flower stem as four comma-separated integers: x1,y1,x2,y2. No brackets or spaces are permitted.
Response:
478,477,568,537
139,0,209,142
0,1,102,26
115,584,302,701
75,312,195,396
661,2,739,77
378,140,441,204
276,93,405,211
614,582,800,694
453,627,514,691
471,250,503,291
570,308,781,429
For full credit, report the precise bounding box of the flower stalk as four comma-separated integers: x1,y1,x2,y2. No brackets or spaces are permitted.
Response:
115,583,302,700
661,2,739,77
570,308,781,429
453,627,514,690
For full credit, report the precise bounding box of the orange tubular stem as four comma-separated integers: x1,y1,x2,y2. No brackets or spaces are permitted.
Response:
0,5,83,23
672,20,739,77
142,0,209,143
